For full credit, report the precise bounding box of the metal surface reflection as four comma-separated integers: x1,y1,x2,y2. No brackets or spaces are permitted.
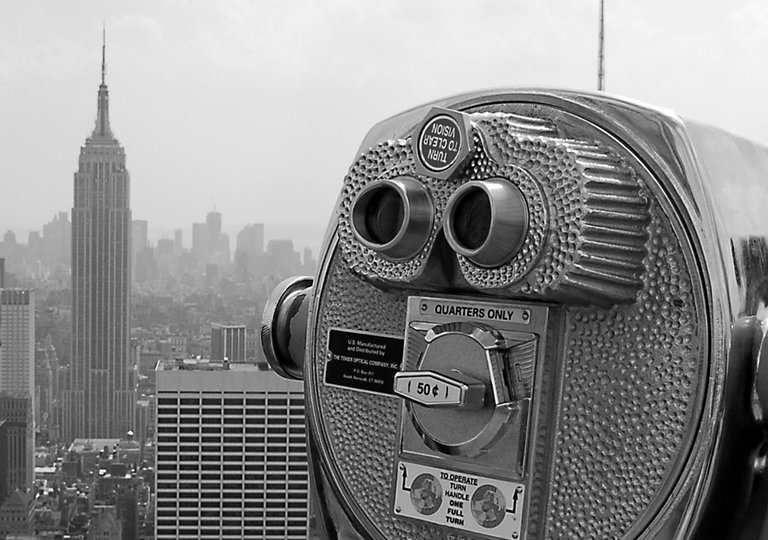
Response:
262,89,768,540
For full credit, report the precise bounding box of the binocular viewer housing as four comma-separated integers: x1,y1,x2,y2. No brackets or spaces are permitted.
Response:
262,89,768,539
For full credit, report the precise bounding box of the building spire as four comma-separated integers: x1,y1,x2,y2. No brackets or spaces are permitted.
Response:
94,24,113,138
101,23,106,86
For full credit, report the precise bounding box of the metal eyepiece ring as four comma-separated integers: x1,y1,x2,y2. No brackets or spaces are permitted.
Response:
443,178,529,268
350,176,433,261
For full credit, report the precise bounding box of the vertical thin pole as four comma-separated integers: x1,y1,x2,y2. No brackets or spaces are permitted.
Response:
102,22,107,85
598,0,605,91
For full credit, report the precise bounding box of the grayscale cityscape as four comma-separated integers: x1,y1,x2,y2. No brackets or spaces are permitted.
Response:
0,33,316,540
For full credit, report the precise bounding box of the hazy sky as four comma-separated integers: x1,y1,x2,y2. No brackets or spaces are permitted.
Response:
2,0,767,251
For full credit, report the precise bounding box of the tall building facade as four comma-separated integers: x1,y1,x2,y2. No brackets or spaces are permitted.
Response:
64,40,133,440
0,395,34,501
155,360,308,539
0,289,35,403
210,324,247,363
0,281,35,500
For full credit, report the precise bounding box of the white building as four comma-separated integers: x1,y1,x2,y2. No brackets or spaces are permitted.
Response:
154,359,308,539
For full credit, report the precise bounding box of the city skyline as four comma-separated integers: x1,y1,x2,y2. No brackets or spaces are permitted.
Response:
0,32,318,537
3,213,323,260
2,1,768,240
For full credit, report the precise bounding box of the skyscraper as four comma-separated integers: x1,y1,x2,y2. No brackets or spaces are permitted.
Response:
0,289,35,402
63,34,133,440
0,278,35,499
0,395,34,501
155,360,308,539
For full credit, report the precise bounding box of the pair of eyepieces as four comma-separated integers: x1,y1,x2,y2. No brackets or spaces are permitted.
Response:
350,177,528,268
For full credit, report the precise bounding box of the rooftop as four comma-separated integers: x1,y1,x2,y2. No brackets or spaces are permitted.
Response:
157,358,268,372
68,439,140,454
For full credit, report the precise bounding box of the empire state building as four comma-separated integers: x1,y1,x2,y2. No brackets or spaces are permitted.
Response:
63,36,133,440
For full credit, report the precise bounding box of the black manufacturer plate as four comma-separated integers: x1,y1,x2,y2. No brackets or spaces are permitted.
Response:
325,328,403,396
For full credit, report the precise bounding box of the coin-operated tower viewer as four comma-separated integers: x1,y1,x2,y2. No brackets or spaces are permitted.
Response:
262,90,768,540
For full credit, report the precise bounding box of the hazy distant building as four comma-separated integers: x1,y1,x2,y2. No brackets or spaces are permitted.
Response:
236,224,264,259
154,238,175,281
173,229,183,251
156,238,173,255
0,289,35,404
266,239,301,276
0,248,20,284
132,220,148,253
27,231,42,254
64,40,134,440
0,395,34,501
206,211,221,241
192,212,230,271
131,220,148,283
210,324,247,363
42,211,72,267
208,210,230,266
155,360,308,539
204,263,219,289
191,222,208,262
234,224,264,280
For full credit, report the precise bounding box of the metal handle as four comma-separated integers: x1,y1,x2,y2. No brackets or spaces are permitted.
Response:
394,370,485,409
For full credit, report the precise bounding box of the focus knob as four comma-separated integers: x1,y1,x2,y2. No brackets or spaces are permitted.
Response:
261,276,313,380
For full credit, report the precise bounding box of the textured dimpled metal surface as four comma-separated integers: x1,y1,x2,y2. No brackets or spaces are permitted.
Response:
313,260,445,539
337,120,548,288
337,140,448,283
339,112,649,306
317,105,707,539
545,206,704,538
315,213,704,540
467,113,649,304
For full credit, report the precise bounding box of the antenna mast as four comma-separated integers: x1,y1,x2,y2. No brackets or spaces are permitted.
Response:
598,0,605,91
101,23,106,85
